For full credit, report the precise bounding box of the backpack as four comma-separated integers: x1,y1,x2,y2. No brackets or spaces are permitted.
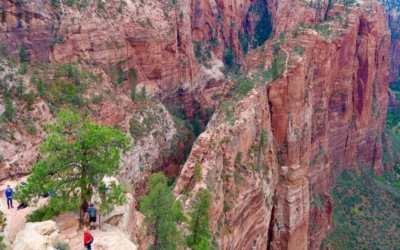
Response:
89,208,96,217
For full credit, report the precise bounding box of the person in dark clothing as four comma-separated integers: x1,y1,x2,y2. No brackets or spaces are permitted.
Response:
88,203,97,230
5,185,13,209
17,203,27,210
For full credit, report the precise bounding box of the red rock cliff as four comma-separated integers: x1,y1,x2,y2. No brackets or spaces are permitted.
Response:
0,0,391,249
382,0,400,85
175,1,390,249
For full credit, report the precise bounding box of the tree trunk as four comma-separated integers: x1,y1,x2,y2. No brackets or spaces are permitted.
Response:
79,200,89,229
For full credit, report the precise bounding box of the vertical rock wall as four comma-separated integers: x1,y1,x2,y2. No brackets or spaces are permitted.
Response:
175,1,390,249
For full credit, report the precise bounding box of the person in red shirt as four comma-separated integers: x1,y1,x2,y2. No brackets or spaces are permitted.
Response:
83,227,93,250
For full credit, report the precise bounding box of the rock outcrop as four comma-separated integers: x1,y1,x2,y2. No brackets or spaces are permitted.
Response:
12,220,59,250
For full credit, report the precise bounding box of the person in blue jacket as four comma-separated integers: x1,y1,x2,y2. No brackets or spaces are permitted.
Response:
5,185,13,209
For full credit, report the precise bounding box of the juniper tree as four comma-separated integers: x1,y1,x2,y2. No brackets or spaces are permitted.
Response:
140,173,185,250
186,189,212,250
18,109,131,227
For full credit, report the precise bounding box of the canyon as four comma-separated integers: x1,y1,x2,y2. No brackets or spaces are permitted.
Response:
0,0,395,249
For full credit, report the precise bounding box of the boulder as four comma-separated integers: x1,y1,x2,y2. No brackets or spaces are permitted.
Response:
92,230,138,250
13,221,58,250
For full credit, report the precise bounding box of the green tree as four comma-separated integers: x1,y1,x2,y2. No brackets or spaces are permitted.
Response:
1,11,5,23
0,46,7,57
140,86,146,100
24,90,36,105
271,55,279,80
18,110,131,227
36,78,44,98
140,173,185,250
193,115,201,137
0,210,6,249
51,0,60,9
129,69,137,101
117,71,124,86
16,77,25,98
2,98,16,122
223,46,234,68
186,189,212,250
19,45,28,63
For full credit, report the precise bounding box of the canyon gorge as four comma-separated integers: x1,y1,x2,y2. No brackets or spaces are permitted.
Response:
0,0,398,249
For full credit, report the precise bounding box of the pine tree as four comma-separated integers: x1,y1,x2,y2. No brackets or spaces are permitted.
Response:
19,45,27,63
129,69,137,101
186,189,212,250
18,110,131,227
16,77,25,98
140,86,146,100
36,78,44,97
3,98,16,122
1,11,6,24
271,55,279,80
193,115,201,137
140,173,185,250
117,71,124,86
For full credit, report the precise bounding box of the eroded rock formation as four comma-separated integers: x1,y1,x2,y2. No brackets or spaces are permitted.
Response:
175,0,390,249
0,0,392,249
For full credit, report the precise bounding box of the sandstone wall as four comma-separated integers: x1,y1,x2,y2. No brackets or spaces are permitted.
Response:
0,0,392,249
0,0,254,117
175,1,390,249
382,0,400,85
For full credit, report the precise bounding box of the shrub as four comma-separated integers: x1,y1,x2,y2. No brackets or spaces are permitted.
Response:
51,0,60,9
119,179,133,193
27,125,36,135
65,0,74,6
98,1,105,9
54,241,70,250
352,208,359,215
223,46,235,68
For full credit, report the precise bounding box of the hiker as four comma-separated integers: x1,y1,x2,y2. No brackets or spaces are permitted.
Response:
5,185,13,209
88,203,97,230
17,202,27,210
83,227,94,250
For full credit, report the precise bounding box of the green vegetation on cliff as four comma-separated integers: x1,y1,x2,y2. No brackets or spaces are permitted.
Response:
321,168,400,249
140,173,212,250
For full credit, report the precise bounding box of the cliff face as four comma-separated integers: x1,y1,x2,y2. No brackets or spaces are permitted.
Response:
0,0,391,249
382,0,400,85
175,0,390,249
0,0,269,119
